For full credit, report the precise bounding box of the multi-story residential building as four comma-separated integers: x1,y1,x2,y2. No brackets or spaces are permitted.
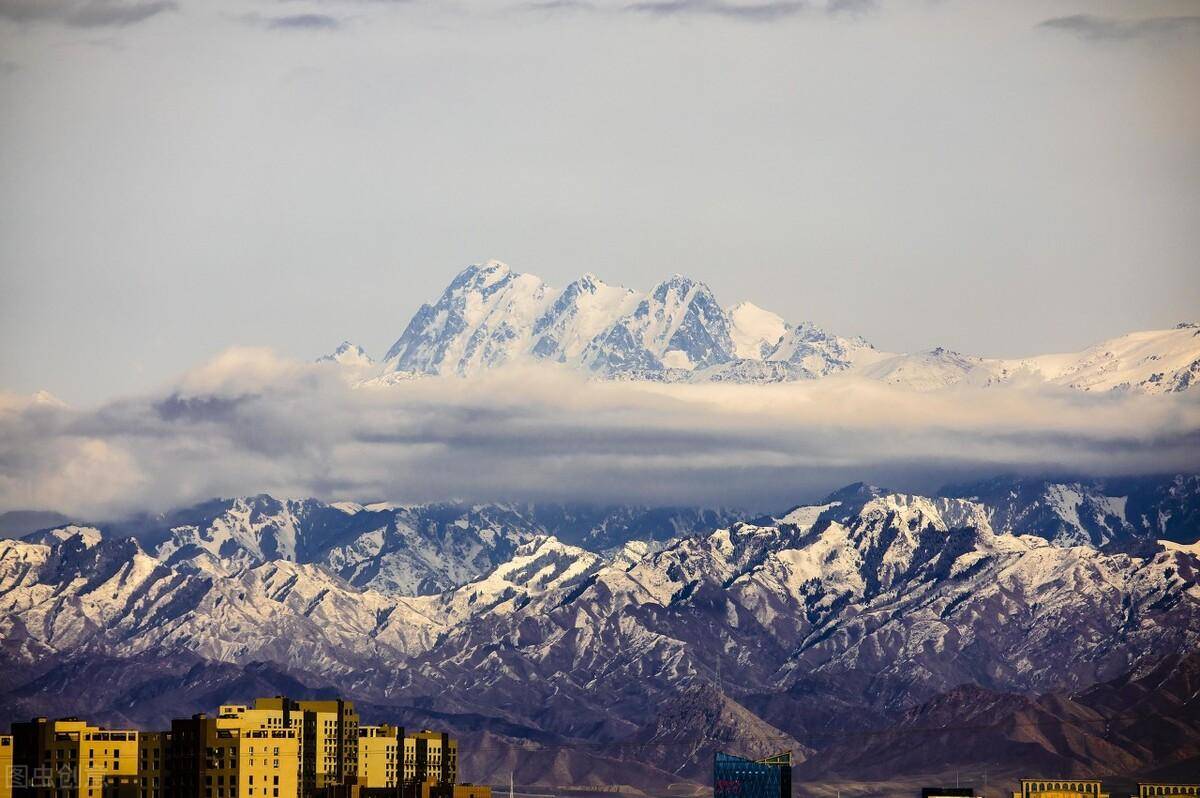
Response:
356,727,400,789
136,733,167,798
1138,786,1200,797
1013,781,1109,798
167,715,299,798
402,732,456,786
2,735,13,798
216,706,305,792
252,700,357,795
9,718,139,798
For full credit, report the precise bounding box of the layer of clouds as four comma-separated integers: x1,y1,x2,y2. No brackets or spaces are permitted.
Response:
238,12,342,30
0,0,175,27
509,0,877,21
2,349,1198,519
519,0,598,12
266,13,340,30
626,0,805,21
1039,14,1200,41
622,0,874,21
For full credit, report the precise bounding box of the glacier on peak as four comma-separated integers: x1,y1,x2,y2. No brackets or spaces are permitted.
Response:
376,261,869,382
354,261,1200,393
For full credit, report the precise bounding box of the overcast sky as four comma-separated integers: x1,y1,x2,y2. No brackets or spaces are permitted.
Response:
1,0,1199,406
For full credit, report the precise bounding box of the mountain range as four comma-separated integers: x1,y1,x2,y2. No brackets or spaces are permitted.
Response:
327,261,1200,393
2,474,1198,792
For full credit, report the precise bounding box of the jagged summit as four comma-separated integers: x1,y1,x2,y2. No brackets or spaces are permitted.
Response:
318,341,373,368
377,261,865,381
3,477,1197,738
356,262,1200,392
821,481,888,505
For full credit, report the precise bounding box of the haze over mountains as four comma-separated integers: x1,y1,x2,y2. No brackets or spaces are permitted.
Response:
332,261,1200,393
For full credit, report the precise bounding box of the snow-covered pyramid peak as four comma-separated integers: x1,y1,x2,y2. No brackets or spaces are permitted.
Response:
580,274,735,373
381,260,555,376
727,301,788,360
449,259,514,291
530,272,641,363
318,341,374,368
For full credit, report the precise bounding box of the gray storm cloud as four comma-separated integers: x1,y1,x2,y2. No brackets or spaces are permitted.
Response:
2,347,1198,518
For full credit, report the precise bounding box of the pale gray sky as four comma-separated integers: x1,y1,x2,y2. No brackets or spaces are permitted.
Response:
2,0,1199,406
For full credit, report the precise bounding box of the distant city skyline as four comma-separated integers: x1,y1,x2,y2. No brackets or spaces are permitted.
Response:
2,1,1199,404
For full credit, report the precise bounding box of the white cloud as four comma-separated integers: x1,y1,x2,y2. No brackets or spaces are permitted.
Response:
2,349,1197,518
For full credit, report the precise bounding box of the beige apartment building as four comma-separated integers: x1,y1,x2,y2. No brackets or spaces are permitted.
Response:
356,726,400,789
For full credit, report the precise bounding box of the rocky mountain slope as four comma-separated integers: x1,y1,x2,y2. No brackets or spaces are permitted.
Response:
940,475,1200,551
2,478,1199,788
797,651,1200,784
352,261,1200,392
97,496,737,596
2,482,1200,772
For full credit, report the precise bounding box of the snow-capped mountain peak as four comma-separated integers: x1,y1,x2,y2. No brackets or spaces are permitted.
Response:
381,261,556,376
318,341,374,368
362,263,1200,393
727,301,788,360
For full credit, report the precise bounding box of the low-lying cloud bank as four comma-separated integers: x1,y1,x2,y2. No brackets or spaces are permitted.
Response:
2,347,1199,518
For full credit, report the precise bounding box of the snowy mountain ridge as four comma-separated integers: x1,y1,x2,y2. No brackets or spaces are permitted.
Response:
329,262,1200,393
3,477,1199,786
2,483,1197,709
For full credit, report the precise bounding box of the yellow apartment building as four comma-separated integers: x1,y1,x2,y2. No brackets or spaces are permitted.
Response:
9,718,138,798
1139,786,1200,798
167,714,299,798
217,708,302,737
217,705,304,790
236,728,299,798
1,734,12,798
356,726,399,789
252,699,357,794
1014,781,1109,798
403,731,457,786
